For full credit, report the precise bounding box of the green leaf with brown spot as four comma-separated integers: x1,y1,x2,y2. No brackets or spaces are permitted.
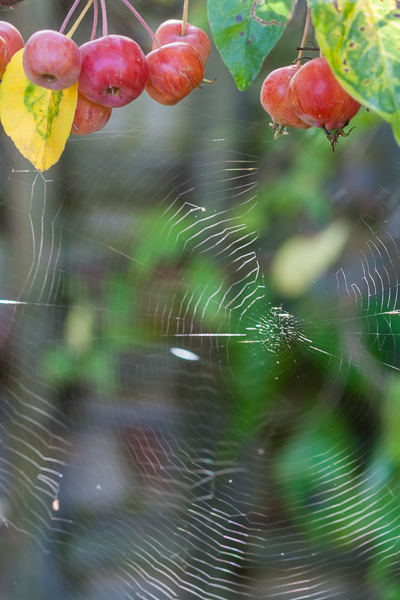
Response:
208,0,296,90
308,0,400,145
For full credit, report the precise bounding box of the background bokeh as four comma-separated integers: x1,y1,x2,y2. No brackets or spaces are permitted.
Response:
0,1,400,599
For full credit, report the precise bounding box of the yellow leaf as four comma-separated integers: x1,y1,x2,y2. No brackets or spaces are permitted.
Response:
0,49,77,172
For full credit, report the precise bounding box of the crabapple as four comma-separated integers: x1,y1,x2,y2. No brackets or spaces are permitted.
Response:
23,30,82,90
0,36,9,78
260,65,311,138
71,91,112,135
145,42,204,106
0,21,23,77
289,57,361,148
152,19,211,64
0,21,23,55
78,35,148,108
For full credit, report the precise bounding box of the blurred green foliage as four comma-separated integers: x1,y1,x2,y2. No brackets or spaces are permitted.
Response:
18,0,400,596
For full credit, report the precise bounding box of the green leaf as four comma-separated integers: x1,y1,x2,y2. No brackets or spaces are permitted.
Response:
309,0,400,144
208,0,296,90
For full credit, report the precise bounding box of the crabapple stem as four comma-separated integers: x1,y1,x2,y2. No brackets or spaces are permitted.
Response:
297,5,311,69
181,0,189,36
66,0,94,38
59,0,82,35
100,0,107,36
118,0,161,47
91,0,98,40
291,56,314,65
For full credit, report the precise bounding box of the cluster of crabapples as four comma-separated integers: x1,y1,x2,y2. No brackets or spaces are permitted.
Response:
0,18,210,135
260,59,361,150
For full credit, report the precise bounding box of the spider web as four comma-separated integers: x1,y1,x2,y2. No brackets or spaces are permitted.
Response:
0,27,400,600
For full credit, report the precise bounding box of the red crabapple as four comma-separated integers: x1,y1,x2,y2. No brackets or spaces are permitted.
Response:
260,65,311,138
23,30,82,90
145,42,204,106
289,57,361,149
71,91,112,135
152,19,211,65
0,21,24,56
0,21,23,78
78,35,148,108
0,36,9,79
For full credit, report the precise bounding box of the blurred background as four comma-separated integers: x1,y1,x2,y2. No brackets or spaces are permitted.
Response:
0,0,400,599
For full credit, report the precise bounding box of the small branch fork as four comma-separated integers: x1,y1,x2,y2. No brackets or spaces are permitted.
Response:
67,0,94,38
59,0,161,47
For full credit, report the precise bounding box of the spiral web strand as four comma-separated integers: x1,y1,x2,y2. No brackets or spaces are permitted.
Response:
0,108,399,600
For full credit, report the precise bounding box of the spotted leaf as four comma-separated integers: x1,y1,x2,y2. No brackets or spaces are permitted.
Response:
0,49,77,171
309,0,400,145
208,0,296,90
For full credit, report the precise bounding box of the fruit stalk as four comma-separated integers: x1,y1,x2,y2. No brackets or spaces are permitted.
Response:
118,0,161,47
91,0,99,40
59,0,82,35
66,0,94,39
181,0,189,37
100,0,108,36
297,5,311,69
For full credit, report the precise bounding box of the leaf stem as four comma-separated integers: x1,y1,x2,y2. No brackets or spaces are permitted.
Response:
60,0,83,35
297,5,311,69
181,0,189,36
66,0,94,39
118,0,161,47
91,0,99,40
100,0,108,36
